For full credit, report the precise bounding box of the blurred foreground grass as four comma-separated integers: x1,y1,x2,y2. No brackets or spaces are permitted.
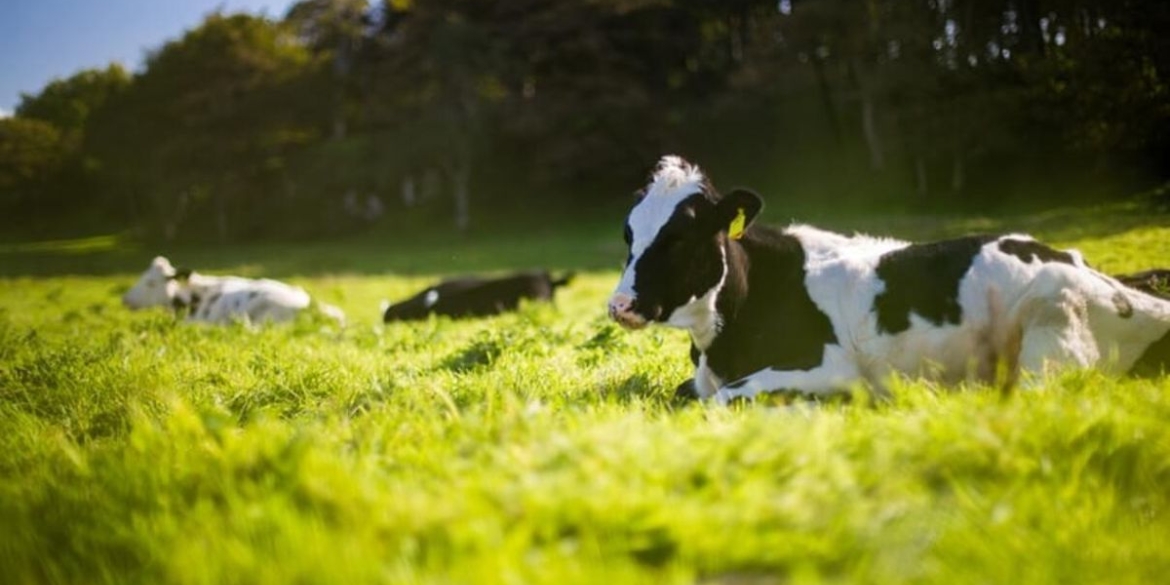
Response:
2,205,1170,584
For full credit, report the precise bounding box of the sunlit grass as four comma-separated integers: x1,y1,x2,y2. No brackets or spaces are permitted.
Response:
0,233,129,255
2,207,1170,584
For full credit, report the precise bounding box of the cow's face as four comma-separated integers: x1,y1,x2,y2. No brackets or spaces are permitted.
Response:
122,256,181,309
609,156,762,329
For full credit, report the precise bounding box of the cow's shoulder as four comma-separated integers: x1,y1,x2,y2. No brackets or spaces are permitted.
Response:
706,225,839,380
783,224,908,266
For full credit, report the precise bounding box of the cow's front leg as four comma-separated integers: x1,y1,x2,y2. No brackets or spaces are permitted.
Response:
712,348,859,406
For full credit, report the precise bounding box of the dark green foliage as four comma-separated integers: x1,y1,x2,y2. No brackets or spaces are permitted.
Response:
3,0,1170,240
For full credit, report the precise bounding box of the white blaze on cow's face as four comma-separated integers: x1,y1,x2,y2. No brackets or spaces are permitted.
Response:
608,156,763,331
122,256,180,309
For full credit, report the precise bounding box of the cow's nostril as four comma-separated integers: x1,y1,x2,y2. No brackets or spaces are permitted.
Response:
610,293,634,312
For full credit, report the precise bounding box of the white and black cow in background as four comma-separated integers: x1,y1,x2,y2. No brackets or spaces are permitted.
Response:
608,155,1170,404
122,256,345,325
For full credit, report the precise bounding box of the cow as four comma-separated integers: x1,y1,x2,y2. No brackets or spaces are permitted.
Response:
122,256,345,325
608,155,1170,404
1115,269,1170,299
383,271,575,322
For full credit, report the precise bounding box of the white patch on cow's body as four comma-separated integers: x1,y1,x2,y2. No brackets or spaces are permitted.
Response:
715,345,859,404
424,289,440,308
666,246,727,350
693,353,723,399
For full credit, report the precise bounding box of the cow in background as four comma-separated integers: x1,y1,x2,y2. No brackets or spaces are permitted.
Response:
122,256,345,325
383,271,574,321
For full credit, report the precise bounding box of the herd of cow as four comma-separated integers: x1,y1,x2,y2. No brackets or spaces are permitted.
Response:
121,257,575,325
122,155,1170,403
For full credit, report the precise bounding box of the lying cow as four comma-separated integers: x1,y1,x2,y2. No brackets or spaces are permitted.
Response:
383,271,574,321
1115,269,1170,299
608,155,1170,404
122,256,345,325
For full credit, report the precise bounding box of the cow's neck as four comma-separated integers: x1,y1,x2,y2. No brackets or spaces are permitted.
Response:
667,238,748,352
671,286,722,350
713,237,750,333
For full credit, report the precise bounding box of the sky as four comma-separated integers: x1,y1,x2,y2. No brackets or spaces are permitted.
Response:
0,0,298,114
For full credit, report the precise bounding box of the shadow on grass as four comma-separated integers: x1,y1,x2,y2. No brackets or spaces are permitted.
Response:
2,201,1166,279
0,220,624,279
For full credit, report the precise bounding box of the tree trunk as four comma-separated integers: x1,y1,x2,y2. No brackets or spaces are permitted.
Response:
811,56,843,144
862,93,885,171
916,156,929,199
401,174,416,207
215,187,228,243
452,161,470,232
1016,0,1045,56
850,59,885,171
332,38,351,141
951,152,965,194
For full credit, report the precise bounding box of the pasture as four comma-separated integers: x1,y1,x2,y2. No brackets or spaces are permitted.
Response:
3,204,1170,584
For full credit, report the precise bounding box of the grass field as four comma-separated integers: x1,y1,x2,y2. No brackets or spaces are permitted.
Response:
3,203,1170,584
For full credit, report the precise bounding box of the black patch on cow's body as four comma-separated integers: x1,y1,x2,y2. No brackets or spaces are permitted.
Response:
873,235,996,334
383,271,572,322
172,292,201,318
673,379,699,403
1115,269,1170,300
997,238,1075,265
1129,328,1170,377
1112,292,1134,319
701,227,838,382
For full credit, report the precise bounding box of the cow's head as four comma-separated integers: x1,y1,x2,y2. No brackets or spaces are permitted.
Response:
608,155,762,329
122,256,187,310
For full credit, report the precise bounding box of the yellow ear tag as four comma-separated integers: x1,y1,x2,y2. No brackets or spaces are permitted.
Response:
729,207,746,240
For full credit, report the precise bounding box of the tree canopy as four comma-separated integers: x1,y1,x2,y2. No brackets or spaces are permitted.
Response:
3,0,1168,241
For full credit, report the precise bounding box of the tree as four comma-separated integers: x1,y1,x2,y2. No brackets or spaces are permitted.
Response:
0,118,66,210
285,0,370,140
16,64,130,143
89,13,318,241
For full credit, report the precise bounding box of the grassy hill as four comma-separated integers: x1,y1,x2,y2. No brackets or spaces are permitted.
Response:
3,205,1170,584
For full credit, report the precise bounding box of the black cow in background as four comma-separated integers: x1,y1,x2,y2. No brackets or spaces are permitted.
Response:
383,271,575,321
1115,269,1170,299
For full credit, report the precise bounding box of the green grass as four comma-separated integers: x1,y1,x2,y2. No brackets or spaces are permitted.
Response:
3,204,1170,584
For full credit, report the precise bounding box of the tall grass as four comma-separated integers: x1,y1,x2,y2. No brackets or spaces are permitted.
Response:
2,209,1170,584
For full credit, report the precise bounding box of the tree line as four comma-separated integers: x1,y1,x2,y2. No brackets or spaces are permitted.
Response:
2,0,1168,241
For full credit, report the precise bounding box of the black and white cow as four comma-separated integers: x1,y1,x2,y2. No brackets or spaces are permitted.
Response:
122,256,345,325
383,271,575,322
608,155,1170,404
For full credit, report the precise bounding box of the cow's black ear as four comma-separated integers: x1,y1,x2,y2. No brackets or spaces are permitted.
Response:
715,188,764,237
173,268,193,282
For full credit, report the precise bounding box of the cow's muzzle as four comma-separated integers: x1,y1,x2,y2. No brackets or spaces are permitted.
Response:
608,293,651,329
